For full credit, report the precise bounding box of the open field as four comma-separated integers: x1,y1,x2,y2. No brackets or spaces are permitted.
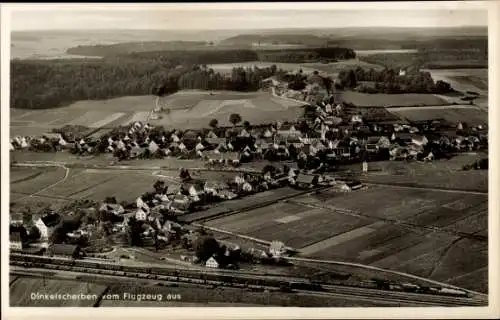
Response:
339,91,448,107
10,95,154,137
387,105,487,125
348,154,488,192
151,91,306,129
11,90,307,136
421,68,487,94
421,68,488,109
204,182,487,292
10,166,67,196
10,277,107,307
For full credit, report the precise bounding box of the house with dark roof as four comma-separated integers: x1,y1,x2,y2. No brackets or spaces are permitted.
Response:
294,174,319,189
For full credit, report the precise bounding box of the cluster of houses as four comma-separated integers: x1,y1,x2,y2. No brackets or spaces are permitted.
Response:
11,105,488,175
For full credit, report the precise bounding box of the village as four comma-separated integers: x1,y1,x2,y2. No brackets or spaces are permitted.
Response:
9,86,489,274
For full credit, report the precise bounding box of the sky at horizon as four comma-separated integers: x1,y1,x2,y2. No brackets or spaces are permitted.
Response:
8,3,488,31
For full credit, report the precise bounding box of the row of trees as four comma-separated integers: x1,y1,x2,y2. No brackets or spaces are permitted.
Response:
337,67,453,94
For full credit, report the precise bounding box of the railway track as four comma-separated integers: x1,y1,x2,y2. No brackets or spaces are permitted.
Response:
10,254,485,306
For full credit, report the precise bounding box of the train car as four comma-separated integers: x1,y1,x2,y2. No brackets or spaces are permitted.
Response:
438,288,468,297
401,283,420,293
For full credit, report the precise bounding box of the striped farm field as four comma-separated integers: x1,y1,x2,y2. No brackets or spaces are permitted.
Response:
204,183,487,293
339,90,448,107
388,105,487,125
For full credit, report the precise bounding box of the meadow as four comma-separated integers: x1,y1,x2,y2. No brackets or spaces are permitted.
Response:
339,91,448,107
388,105,488,125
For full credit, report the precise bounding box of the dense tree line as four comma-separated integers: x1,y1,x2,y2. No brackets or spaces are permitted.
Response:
11,59,281,109
361,49,488,71
257,47,356,63
337,67,453,94
68,45,356,65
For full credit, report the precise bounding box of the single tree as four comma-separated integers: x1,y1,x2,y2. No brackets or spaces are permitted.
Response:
153,180,166,194
243,121,251,129
229,113,242,127
179,168,192,182
209,118,219,129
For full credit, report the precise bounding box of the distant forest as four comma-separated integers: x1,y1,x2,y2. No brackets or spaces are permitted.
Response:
68,45,356,64
11,59,284,109
361,49,488,70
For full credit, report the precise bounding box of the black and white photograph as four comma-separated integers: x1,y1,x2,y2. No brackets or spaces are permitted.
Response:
1,1,498,317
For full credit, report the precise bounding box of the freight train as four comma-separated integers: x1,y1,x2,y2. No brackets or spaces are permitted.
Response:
10,253,470,298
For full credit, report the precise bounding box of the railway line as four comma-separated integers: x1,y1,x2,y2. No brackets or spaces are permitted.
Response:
10,253,486,307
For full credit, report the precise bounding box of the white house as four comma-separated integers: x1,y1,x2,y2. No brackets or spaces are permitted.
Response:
350,115,363,124
188,184,205,202
239,128,251,138
269,240,286,258
195,142,205,151
399,69,407,76
34,218,49,240
135,208,148,221
242,182,253,192
136,197,150,213
149,141,160,154
205,256,219,268
234,175,246,185
178,142,187,152
171,134,180,143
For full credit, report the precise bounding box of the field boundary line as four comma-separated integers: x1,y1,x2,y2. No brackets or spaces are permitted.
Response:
360,181,488,196
14,165,70,202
